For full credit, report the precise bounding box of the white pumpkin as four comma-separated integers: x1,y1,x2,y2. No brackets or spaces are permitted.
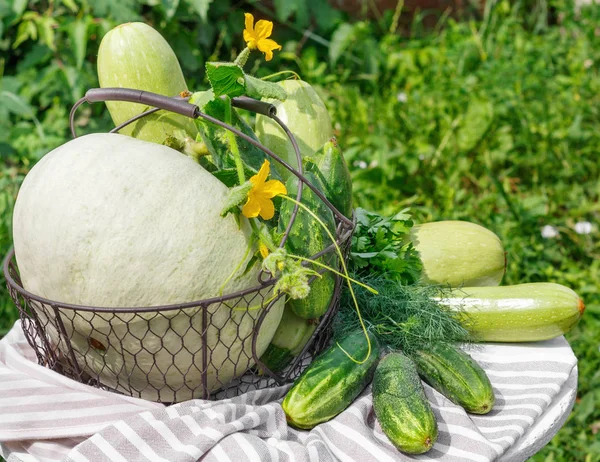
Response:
13,133,284,401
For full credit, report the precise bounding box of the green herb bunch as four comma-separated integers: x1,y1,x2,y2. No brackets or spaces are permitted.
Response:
333,276,471,359
349,208,422,286
336,208,472,358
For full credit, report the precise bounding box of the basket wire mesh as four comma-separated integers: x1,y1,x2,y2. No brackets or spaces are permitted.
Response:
3,88,355,403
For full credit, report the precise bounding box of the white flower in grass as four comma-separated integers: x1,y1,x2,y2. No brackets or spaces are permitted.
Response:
574,221,593,235
396,92,408,103
584,59,593,69
354,160,368,169
541,225,559,239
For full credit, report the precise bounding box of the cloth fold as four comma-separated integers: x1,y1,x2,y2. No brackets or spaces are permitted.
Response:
0,321,577,462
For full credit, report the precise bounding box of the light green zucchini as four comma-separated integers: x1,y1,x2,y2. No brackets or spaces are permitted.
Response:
97,22,198,145
436,283,585,342
409,220,505,287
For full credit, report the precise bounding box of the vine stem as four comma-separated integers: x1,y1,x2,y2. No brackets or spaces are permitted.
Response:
289,255,378,294
234,47,251,68
260,70,301,81
280,194,372,365
223,96,245,184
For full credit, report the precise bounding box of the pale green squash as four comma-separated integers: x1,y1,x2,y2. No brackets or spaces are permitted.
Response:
254,80,333,179
97,22,198,145
410,220,506,287
12,133,283,401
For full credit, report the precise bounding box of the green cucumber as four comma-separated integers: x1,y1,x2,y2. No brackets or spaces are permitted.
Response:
436,283,585,342
255,80,334,180
260,307,317,373
373,352,438,454
409,221,505,287
413,343,495,414
279,172,336,319
97,22,198,145
306,138,353,218
282,330,380,429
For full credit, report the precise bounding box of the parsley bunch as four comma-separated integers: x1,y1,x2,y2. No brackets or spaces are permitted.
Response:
349,208,422,285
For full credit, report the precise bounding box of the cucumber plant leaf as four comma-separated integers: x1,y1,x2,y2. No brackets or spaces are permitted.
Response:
245,74,287,101
205,62,246,98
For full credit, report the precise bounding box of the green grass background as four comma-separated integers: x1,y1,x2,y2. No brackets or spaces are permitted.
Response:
1,0,599,460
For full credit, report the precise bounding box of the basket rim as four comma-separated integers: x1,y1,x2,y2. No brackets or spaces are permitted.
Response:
3,247,281,313
3,221,353,313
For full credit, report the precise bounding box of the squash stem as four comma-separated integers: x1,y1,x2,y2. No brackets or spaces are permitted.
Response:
280,194,372,365
234,47,251,68
249,218,277,253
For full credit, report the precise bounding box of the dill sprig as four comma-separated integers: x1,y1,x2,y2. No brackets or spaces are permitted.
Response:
333,275,472,359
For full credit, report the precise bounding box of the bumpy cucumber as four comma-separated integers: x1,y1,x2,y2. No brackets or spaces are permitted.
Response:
436,283,585,342
306,138,353,218
97,22,198,145
373,352,438,454
409,221,505,287
282,330,380,429
279,172,336,319
413,343,495,414
260,307,317,373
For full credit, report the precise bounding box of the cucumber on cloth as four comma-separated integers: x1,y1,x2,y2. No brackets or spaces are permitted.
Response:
282,329,380,429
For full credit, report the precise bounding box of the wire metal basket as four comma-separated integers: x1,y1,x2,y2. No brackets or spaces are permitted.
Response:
3,88,355,403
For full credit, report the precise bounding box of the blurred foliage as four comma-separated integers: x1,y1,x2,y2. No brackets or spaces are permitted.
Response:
1,0,600,460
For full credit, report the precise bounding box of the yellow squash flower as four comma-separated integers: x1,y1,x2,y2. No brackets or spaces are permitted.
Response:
259,242,270,259
242,160,287,220
243,13,282,61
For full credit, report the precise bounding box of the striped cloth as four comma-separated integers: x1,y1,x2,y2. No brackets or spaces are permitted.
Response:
0,321,577,462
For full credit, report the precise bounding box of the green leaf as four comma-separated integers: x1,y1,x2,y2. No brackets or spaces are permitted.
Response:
69,18,89,70
307,0,342,32
12,0,28,16
186,0,212,22
245,74,287,101
212,168,241,187
0,90,34,117
576,389,599,423
349,207,422,284
162,0,180,20
220,181,253,217
205,62,245,98
273,0,301,22
329,23,355,65
455,99,494,152
38,17,58,51
59,0,79,13
12,19,37,49
192,93,273,177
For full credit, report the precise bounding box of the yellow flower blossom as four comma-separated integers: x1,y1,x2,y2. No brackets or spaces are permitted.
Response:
242,160,287,220
259,242,270,259
243,13,282,61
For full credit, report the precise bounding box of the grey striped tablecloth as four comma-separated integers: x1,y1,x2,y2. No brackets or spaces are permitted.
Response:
0,321,577,462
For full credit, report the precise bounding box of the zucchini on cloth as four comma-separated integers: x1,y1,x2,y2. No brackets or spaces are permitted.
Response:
0,322,578,461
